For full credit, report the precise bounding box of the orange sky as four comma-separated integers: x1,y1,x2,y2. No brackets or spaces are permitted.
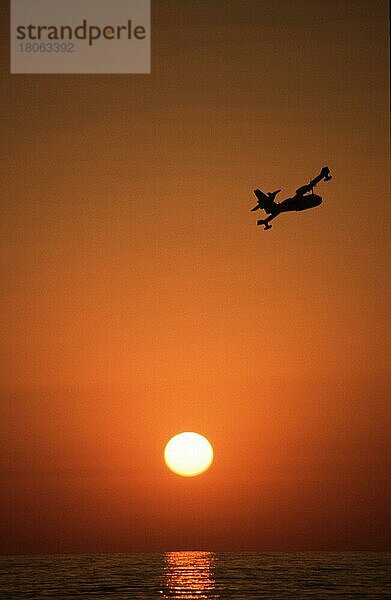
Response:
1,1,390,553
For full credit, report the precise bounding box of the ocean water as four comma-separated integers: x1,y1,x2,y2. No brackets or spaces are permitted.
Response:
1,551,390,599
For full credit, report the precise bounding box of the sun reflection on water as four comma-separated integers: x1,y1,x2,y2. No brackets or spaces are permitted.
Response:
160,551,219,599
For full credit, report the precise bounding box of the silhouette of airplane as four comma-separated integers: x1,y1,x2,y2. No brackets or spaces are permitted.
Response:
251,166,332,230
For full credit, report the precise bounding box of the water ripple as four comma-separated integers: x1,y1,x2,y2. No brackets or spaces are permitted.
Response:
0,551,390,599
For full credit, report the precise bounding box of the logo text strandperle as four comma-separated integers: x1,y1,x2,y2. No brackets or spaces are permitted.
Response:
11,0,150,74
16,20,146,46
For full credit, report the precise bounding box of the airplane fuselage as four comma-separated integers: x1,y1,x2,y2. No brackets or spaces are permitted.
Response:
276,193,322,214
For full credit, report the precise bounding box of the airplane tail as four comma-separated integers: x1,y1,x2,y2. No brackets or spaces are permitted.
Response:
253,189,278,214
262,201,277,215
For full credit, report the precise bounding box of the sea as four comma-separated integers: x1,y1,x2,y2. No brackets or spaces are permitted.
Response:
1,551,390,599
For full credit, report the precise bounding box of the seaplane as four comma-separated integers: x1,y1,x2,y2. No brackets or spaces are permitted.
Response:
251,166,332,230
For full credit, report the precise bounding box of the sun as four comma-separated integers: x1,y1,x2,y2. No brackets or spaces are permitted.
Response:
164,432,214,477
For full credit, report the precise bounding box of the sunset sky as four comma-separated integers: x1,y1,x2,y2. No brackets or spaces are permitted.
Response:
1,1,390,554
